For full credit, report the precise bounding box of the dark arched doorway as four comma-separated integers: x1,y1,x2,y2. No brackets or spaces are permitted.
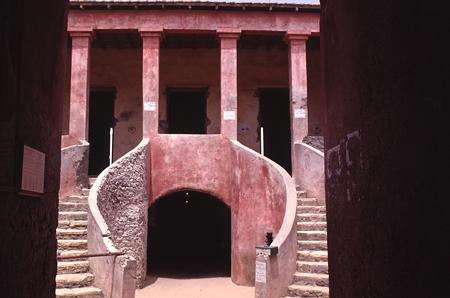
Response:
147,190,231,276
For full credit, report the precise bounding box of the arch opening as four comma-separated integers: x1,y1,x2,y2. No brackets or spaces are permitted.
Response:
147,190,231,276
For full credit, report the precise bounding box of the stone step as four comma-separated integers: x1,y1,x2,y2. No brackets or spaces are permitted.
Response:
81,188,90,196
58,220,88,230
60,195,88,204
297,222,327,231
297,213,326,222
293,272,329,287
56,286,103,298
59,211,88,221
298,198,319,206
287,284,329,297
59,202,88,212
297,261,328,274
298,231,327,241
297,190,307,198
56,273,94,289
57,261,89,274
297,206,326,213
297,250,328,262
298,240,328,251
58,250,89,261
58,240,88,251
57,229,87,240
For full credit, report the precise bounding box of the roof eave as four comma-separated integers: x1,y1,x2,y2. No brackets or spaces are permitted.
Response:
69,1,320,11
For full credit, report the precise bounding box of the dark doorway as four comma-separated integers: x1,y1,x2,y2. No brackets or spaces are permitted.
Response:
167,89,207,134
88,89,115,176
148,191,231,276
259,88,292,174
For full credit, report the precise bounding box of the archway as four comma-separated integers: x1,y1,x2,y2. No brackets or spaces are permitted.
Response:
147,190,231,276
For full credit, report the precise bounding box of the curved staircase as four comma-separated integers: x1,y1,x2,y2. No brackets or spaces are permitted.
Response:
285,189,329,298
56,187,103,298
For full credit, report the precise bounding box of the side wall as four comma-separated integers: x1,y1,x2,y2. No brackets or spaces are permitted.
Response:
59,141,90,197
322,0,448,297
293,142,325,204
0,0,68,296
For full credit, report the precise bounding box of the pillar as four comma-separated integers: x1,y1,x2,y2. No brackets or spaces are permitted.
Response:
286,33,309,169
140,30,162,137
218,29,240,140
69,31,92,140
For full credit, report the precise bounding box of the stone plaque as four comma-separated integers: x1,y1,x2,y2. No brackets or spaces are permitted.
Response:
144,101,156,111
294,108,306,119
255,261,267,283
224,110,236,120
21,145,45,194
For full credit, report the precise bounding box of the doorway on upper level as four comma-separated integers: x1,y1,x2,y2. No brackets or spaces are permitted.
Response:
166,88,208,134
258,88,292,174
88,88,116,176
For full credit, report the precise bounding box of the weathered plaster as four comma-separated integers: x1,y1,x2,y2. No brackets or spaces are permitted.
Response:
90,48,143,160
92,139,149,288
59,140,90,198
141,32,161,137
75,44,294,160
68,10,319,33
69,32,91,140
159,47,221,135
293,142,325,204
149,135,294,286
219,30,240,139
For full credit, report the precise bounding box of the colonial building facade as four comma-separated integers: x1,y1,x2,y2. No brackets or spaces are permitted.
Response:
59,1,324,297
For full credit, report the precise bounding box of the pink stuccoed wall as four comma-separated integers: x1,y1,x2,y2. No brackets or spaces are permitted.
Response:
68,10,319,33
62,8,323,161
59,140,90,198
63,44,322,159
293,142,325,204
149,135,289,285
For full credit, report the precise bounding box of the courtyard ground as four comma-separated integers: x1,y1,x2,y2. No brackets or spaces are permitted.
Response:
136,274,254,298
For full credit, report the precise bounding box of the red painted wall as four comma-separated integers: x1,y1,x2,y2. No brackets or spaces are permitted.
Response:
149,135,287,285
63,41,322,156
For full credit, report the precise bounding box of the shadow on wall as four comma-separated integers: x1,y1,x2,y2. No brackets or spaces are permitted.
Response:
147,190,231,278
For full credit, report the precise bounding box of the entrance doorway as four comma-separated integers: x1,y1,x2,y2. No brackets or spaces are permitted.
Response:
167,89,207,134
259,88,292,174
148,191,231,275
88,89,115,176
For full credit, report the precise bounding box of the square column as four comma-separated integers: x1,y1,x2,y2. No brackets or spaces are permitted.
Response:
286,33,309,144
140,31,162,137
69,31,92,140
286,33,309,167
218,29,240,140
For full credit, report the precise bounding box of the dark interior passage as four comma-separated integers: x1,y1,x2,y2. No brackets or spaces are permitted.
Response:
88,89,115,175
259,88,292,174
148,191,231,276
167,89,207,134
